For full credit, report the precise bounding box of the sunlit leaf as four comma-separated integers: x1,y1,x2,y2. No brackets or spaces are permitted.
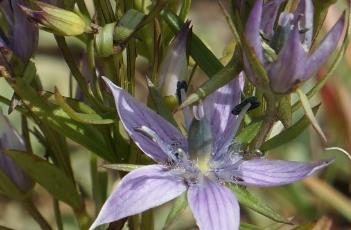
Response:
54,88,115,125
261,105,320,151
102,163,143,172
297,89,326,142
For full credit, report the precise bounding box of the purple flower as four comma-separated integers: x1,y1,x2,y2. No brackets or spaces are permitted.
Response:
244,0,345,93
158,21,191,103
0,0,38,63
90,76,333,230
0,114,33,191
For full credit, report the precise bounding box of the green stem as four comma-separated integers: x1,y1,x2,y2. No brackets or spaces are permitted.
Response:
250,97,278,150
23,199,52,230
54,36,105,111
53,199,63,230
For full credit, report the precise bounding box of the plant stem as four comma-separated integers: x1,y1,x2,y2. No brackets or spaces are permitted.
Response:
250,97,278,150
23,199,52,230
54,36,105,111
53,199,63,230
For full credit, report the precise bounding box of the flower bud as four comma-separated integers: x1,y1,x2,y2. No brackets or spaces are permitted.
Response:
0,114,33,192
0,0,38,63
20,1,93,36
158,21,191,107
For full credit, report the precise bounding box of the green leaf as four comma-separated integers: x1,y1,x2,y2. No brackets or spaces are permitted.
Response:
0,170,25,200
102,163,143,172
164,193,187,229
95,22,116,57
146,78,178,127
229,184,290,224
240,223,264,230
6,78,116,162
6,150,81,208
115,9,145,42
179,64,241,108
236,121,262,145
161,10,223,78
312,0,337,47
277,95,292,128
261,105,320,151
297,89,326,142
54,88,115,125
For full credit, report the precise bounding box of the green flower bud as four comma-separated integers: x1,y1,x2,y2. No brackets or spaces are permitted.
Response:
20,1,94,36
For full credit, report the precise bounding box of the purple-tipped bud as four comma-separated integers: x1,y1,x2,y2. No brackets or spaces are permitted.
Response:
0,0,38,63
244,0,346,94
158,21,191,105
0,114,33,192
19,1,93,36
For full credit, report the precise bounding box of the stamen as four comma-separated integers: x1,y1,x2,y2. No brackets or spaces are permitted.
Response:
232,96,260,115
176,80,188,104
232,102,253,137
134,126,183,163
193,103,205,120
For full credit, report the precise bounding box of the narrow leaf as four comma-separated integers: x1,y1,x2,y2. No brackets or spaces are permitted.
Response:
261,105,320,151
179,64,240,108
236,121,262,145
229,184,290,224
54,88,115,125
161,10,223,78
6,150,81,208
164,193,188,229
102,163,143,172
297,89,326,142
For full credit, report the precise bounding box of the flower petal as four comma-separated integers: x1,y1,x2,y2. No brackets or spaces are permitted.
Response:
269,25,307,93
243,0,264,85
203,77,241,157
102,77,187,163
90,165,186,229
294,0,314,48
245,0,264,62
158,21,191,98
304,13,345,79
188,178,240,230
234,158,333,187
261,0,284,38
11,0,38,62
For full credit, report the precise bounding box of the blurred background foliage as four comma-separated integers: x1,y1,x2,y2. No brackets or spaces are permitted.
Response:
0,0,350,229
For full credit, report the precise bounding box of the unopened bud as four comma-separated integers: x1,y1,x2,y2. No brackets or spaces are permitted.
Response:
20,1,93,36
158,21,191,104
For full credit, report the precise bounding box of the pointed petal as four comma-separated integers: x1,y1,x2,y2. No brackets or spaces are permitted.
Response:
294,0,314,48
187,179,240,230
269,25,307,93
234,158,333,187
90,165,186,229
10,0,38,62
245,0,264,62
102,77,187,163
203,77,241,157
261,0,284,38
158,21,191,98
304,13,345,79
243,0,264,85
